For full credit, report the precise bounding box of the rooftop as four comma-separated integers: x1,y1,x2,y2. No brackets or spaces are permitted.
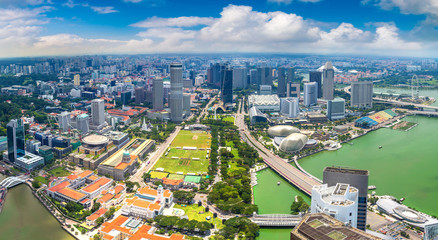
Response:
47,181,71,193
82,177,112,193
57,187,86,201
324,167,369,176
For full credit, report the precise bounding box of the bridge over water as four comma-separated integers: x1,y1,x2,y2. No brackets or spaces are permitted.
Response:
251,214,302,227
0,175,28,189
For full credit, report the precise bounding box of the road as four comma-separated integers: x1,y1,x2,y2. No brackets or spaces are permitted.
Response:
129,126,182,186
234,99,320,195
197,95,217,123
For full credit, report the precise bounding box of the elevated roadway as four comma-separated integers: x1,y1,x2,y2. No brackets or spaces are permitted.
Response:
235,99,320,196
0,175,28,189
251,214,302,227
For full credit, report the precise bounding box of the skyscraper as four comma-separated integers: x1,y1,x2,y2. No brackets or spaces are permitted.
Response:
121,91,131,105
170,62,183,122
249,69,257,84
232,68,246,89
323,61,335,100
327,98,345,121
58,111,70,132
287,67,295,82
134,87,146,104
6,119,25,163
277,67,287,97
280,97,299,118
153,77,164,110
221,65,233,104
309,71,322,98
91,99,105,127
257,67,272,85
290,83,300,98
323,167,369,231
351,81,373,108
74,74,80,86
304,82,318,107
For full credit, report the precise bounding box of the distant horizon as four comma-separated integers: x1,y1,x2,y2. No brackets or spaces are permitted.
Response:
1,0,438,58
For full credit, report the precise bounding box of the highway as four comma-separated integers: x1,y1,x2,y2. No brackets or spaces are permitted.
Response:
234,99,320,195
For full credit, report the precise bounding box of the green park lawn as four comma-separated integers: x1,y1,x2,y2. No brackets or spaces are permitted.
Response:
171,130,211,149
34,176,49,185
166,148,208,159
174,204,224,229
48,167,70,177
153,157,208,175
222,116,235,123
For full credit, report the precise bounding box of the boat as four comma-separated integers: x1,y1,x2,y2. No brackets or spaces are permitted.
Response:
277,181,281,186
368,185,376,190
400,197,405,202
379,146,382,149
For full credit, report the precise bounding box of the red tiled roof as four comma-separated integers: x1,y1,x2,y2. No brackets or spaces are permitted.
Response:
47,181,71,193
87,208,107,221
113,185,124,195
57,187,86,201
82,177,111,193
77,170,93,179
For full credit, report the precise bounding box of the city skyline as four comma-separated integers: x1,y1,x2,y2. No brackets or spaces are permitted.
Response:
1,0,438,58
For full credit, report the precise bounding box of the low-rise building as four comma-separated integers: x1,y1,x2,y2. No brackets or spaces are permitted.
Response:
86,208,107,227
121,185,173,219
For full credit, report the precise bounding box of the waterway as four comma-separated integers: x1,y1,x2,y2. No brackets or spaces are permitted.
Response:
374,87,438,107
0,175,74,240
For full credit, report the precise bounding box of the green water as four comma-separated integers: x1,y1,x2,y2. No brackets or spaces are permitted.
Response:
0,183,74,240
254,168,310,240
299,115,438,217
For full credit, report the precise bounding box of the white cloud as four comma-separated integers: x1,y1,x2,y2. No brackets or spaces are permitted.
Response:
374,0,438,16
90,6,118,14
132,16,214,28
123,0,143,2
62,0,79,8
0,4,429,57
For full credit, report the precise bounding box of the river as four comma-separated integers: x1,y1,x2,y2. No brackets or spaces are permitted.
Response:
0,175,74,240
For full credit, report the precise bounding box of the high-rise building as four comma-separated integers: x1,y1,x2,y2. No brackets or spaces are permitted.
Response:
74,74,80,86
58,111,70,132
309,71,322,98
280,97,299,118
232,68,246,89
170,62,183,122
249,69,257,84
323,167,369,231
351,81,373,108
91,99,105,127
135,88,146,104
288,67,295,82
183,93,191,114
121,91,131,105
290,83,300,98
257,67,272,85
311,183,359,228
76,113,90,134
153,77,164,110
323,61,334,100
327,98,345,121
208,63,224,86
6,119,25,162
277,67,287,97
304,82,318,107
221,65,233,104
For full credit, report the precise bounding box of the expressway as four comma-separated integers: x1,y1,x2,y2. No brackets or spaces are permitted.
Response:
235,99,320,195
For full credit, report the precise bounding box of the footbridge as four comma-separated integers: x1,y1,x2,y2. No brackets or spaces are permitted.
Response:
0,175,28,189
251,214,302,227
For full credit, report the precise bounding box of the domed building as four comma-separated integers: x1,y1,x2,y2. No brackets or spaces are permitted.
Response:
267,125,300,137
279,133,308,152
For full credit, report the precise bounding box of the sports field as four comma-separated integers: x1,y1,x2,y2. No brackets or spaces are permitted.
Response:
170,130,211,149
153,130,211,175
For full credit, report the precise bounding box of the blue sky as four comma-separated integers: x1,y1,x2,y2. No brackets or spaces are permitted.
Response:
0,0,437,57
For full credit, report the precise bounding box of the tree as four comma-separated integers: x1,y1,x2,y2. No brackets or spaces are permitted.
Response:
65,202,83,213
125,181,135,192
91,202,101,212
32,179,41,189
96,217,104,226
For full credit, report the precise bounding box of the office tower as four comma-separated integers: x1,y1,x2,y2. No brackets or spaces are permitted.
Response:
153,77,164,110
170,62,183,122
232,68,246,89
351,81,373,108
58,111,70,132
76,114,89,134
257,67,272,86
183,93,191,114
6,119,25,162
323,167,369,231
259,85,272,95
91,99,105,126
135,88,146,104
309,71,323,98
249,69,257,84
311,183,359,228
290,83,300,98
323,61,335,100
327,98,345,120
183,79,192,88
221,65,233,104
121,91,131,105
304,82,318,107
286,83,290,98
74,74,80,86
287,67,295,82
194,76,204,86
277,67,287,97
280,97,299,118
209,63,224,86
